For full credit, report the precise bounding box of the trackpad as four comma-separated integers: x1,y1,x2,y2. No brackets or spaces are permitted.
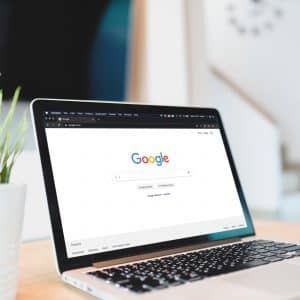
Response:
224,260,300,298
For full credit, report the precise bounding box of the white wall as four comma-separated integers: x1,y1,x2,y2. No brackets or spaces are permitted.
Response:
203,73,282,212
185,0,209,105
205,0,300,165
185,0,282,213
143,0,189,105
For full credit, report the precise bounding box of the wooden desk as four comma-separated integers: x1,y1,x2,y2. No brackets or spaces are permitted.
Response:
16,220,300,300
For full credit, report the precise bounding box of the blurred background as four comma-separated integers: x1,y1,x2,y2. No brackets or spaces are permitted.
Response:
0,0,299,241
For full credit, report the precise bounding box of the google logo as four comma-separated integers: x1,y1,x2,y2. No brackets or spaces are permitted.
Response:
131,152,169,166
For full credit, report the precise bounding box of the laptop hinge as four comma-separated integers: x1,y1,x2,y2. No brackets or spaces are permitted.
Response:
92,237,242,269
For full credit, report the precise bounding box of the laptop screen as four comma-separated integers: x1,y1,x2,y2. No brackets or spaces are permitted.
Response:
43,110,247,258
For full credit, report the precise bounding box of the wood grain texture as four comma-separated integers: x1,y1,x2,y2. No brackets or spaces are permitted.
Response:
16,220,300,299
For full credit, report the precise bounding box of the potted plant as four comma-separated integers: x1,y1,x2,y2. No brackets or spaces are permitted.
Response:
0,87,27,300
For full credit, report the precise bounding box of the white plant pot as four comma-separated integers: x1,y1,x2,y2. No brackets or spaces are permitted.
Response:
0,184,26,300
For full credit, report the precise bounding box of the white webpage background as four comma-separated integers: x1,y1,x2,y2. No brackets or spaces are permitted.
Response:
46,128,246,248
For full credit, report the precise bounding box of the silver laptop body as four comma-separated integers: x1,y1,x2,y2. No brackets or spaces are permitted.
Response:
31,99,300,300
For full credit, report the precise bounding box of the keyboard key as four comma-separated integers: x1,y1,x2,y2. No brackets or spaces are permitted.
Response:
243,260,269,268
254,248,270,253
142,277,161,288
284,245,300,252
128,286,151,293
88,270,110,280
271,249,288,255
275,243,295,249
250,254,266,259
263,257,283,263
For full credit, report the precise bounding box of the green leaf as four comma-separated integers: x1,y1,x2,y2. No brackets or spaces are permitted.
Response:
0,86,27,183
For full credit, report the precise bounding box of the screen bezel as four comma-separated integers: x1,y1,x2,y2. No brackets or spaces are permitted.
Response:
31,99,255,273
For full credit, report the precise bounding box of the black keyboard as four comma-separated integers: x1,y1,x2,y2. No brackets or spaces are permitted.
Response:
88,240,300,294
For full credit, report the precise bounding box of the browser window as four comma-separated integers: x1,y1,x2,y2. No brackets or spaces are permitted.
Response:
44,111,247,258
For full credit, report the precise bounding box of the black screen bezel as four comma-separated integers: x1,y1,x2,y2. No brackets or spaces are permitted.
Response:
31,99,255,273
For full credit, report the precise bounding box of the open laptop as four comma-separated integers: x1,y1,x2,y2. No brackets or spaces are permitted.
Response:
31,99,300,300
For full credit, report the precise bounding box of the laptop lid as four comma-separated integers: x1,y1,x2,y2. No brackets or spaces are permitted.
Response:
31,99,255,273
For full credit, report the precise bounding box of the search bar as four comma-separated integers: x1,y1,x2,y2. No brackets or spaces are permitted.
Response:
114,169,192,182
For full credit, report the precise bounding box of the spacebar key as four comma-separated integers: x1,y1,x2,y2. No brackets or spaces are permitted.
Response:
243,260,269,268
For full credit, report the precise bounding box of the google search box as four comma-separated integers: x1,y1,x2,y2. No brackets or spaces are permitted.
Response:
114,169,192,182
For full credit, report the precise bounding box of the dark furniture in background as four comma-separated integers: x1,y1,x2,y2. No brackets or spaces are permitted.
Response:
0,0,132,101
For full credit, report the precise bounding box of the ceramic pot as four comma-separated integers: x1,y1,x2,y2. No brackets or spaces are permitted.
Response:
0,184,26,300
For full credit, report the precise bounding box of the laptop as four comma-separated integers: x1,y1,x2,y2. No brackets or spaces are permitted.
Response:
31,99,300,300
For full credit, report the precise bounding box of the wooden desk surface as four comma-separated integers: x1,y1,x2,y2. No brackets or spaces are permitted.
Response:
16,220,300,300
